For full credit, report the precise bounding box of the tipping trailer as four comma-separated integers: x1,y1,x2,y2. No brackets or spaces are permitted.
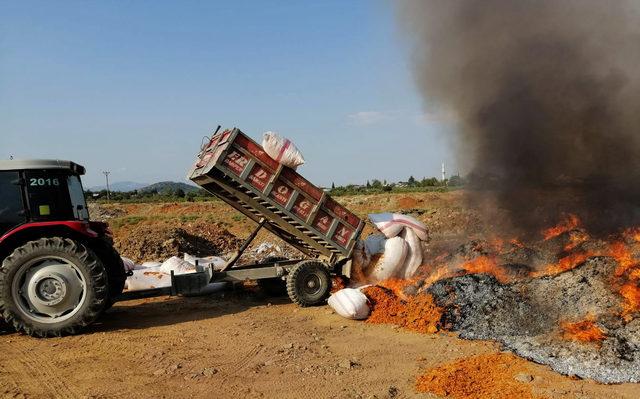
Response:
184,127,365,306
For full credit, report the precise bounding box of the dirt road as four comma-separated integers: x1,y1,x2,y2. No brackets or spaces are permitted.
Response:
2,288,639,398
2,194,640,398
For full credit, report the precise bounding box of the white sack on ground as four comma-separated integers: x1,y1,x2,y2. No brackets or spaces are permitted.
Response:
262,131,305,169
160,256,196,275
121,257,136,272
401,228,423,279
183,253,227,270
366,236,408,281
328,288,370,320
141,261,162,268
126,267,171,291
368,213,428,241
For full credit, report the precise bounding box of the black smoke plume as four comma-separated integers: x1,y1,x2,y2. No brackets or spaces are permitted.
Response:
398,0,640,235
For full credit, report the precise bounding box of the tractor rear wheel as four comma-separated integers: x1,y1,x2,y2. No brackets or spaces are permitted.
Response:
0,237,108,337
91,238,126,310
286,260,332,307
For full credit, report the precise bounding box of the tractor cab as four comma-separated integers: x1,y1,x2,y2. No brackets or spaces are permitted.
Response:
0,160,89,237
0,160,125,337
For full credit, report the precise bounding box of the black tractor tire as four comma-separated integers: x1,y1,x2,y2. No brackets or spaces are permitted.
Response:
286,260,332,307
0,237,109,337
91,238,126,309
258,256,288,296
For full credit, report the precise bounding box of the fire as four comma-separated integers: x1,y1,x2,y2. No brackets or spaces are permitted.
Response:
561,316,606,343
461,256,510,283
620,283,640,320
609,241,637,277
623,227,640,243
564,230,590,252
542,214,581,240
533,251,594,277
422,264,453,287
378,278,414,299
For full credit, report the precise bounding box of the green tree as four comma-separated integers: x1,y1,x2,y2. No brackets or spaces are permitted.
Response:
408,176,416,186
175,188,186,198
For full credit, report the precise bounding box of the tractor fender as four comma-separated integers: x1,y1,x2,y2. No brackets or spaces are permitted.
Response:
0,222,99,258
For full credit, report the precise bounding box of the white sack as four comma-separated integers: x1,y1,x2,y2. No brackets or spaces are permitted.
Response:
160,256,196,275
141,261,162,268
328,288,370,320
183,253,227,271
262,131,305,169
126,267,171,291
366,236,408,281
401,228,423,279
368,213,428,241
121,257,136,272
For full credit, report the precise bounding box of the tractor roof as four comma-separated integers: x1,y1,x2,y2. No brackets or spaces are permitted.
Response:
0,159,86,175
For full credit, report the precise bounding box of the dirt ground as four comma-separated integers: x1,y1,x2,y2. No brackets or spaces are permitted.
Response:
2,192,640,398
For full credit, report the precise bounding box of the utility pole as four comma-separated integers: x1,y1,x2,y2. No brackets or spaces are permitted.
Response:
103,171,111,202
441,162,446,183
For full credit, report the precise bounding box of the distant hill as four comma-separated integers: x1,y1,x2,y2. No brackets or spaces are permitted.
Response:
88,181,148,192
140,181,199,194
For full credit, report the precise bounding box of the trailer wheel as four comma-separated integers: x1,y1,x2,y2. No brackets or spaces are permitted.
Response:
258,256,288,296
0,237,108,337
286,260,331,307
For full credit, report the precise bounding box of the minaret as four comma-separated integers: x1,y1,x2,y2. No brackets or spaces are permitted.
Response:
441,162,446,182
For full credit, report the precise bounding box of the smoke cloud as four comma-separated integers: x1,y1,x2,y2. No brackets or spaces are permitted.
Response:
398,0,640,235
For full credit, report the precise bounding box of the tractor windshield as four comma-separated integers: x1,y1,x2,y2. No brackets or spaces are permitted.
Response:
67,175,89,220
25,171,89,222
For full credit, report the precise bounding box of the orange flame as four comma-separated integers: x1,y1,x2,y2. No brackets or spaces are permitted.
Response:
533,251,594,277
564,230,590,252
623,227,640,243
542,214,581,241
561,316,606,343
620,282,640,320
461,256,510,283
422,264,454,288
609,241,637,277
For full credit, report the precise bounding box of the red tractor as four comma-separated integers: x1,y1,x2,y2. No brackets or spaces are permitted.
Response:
0,160,126,337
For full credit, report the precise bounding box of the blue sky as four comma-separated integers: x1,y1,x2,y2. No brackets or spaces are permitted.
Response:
0,0,456,187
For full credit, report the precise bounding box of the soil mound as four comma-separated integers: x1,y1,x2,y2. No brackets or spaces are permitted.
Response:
115,224,241,262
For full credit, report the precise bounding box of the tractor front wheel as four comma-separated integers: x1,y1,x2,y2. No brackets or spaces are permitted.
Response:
0,237,108,337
